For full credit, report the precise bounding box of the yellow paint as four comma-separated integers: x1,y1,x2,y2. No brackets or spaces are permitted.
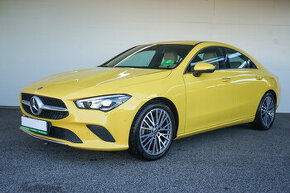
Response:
194,62,215,71
20,41,280,150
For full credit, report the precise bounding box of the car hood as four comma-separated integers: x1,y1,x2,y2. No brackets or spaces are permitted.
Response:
23,67,171,99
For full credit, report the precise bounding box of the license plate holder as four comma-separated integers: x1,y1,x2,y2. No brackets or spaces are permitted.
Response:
21,116,50,135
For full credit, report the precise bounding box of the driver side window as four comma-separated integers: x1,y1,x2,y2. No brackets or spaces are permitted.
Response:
189,47,226,72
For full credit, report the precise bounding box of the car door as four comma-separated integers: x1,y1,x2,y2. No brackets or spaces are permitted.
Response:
183,46,234,133
224,48,266,120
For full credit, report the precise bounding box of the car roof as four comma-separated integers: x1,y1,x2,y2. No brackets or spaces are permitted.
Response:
148,41,201,45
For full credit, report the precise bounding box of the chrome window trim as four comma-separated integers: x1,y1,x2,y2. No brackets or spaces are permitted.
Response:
184,44,259,74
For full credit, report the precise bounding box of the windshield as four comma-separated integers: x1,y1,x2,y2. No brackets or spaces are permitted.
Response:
100,44,193,69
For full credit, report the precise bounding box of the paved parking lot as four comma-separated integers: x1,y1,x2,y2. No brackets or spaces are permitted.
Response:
0,108,289,193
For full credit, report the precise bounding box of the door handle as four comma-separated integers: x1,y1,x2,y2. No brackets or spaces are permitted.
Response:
222,77,231,82
256,75,263,80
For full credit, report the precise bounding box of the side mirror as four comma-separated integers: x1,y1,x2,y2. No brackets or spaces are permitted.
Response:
192,62,215,77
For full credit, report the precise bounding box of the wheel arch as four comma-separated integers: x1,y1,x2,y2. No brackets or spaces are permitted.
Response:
133,97,179,139
266,89,277,107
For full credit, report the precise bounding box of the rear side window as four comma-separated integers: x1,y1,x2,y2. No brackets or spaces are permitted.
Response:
226,48,257,69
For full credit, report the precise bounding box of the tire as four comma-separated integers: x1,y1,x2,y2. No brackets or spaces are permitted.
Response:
251,92,276,130
129,101,176,160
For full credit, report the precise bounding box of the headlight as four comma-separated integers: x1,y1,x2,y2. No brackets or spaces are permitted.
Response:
75,94,131,112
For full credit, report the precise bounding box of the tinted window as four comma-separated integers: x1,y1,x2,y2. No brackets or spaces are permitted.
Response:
101,44,193,69
117,50,156,67
226,48,257,69
189,47,226,71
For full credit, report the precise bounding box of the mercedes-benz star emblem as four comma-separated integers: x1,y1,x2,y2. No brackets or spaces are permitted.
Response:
29,96,43,115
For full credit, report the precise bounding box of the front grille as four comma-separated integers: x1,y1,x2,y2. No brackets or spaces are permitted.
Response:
21,93,69,120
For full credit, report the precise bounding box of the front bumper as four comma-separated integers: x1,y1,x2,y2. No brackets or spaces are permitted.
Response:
20,127,128,150
20,95,142,151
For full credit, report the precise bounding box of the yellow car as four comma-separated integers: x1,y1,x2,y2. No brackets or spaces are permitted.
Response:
20,41,280,160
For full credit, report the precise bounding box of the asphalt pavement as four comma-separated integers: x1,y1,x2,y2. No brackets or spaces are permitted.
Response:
0,108,289,193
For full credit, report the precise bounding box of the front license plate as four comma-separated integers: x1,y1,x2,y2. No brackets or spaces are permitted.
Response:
21,116,48,135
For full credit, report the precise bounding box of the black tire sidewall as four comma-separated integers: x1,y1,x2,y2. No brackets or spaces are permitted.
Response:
129,102,176,160
254,92,276,130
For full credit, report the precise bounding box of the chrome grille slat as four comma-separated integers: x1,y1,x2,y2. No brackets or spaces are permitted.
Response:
21,93,69,120
21,99,68,112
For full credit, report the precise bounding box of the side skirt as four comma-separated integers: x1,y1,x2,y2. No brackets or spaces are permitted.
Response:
175,116,255,140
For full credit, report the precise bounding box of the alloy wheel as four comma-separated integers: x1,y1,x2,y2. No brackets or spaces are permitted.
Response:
261,95,275,128
139,108,172,156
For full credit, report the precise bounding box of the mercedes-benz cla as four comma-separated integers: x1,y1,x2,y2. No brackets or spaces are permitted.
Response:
20,41,280,160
